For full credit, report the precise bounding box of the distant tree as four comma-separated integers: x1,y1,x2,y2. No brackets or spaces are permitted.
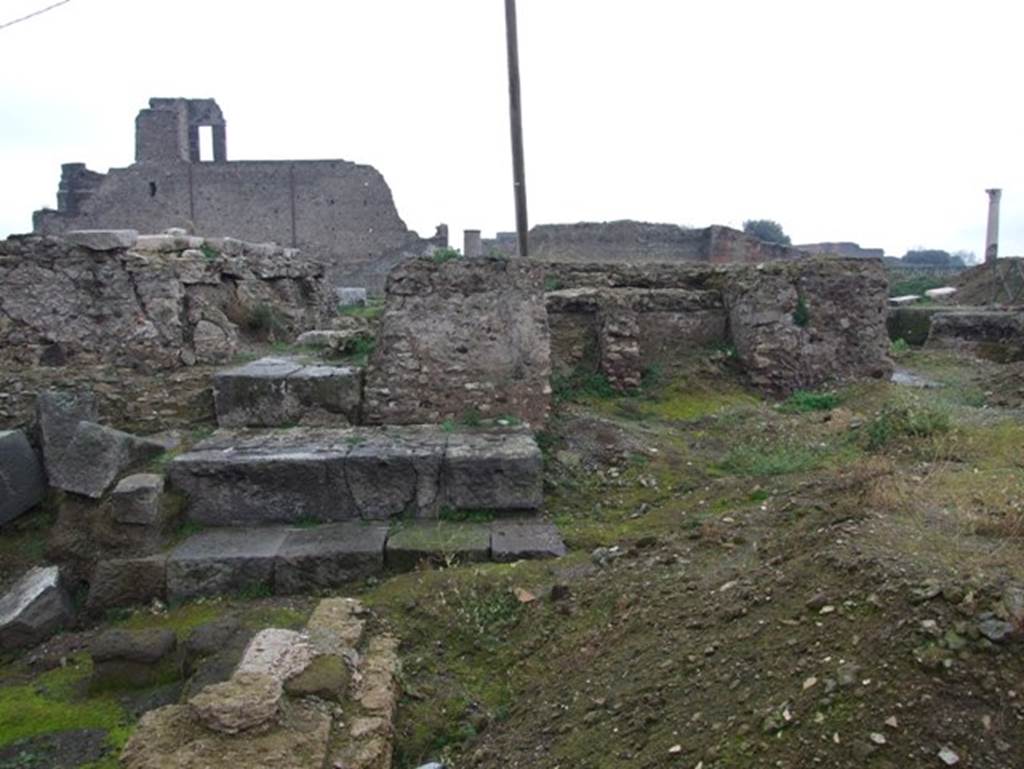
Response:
952,250,979,267
902,249,964,268
743,219,791,246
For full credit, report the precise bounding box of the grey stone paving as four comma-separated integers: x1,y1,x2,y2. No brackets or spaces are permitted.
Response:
167,528,290,602
385,522,491,571
275,523,388,594
491,519,568,562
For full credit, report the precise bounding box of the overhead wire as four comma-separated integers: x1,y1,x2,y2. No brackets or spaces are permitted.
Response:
0,0,73,31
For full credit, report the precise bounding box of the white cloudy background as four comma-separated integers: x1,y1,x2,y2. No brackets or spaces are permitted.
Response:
1,0,1021,257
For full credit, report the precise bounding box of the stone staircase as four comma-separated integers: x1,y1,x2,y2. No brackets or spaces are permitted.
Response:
84,356,565,610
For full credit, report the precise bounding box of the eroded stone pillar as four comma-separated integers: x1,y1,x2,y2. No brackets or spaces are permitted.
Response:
212,125,227,163
463,229,482,258
985,188,1001,263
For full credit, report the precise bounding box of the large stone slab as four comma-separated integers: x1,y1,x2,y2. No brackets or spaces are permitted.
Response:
167,528,289,602
491,520,567,562
345,428,446,519
275,523,387,594
213,357,362,428
48,422,165,499
444,430,543,511
385,522,490,571
86,555,167,613
66,229,138,251
168,429,355,525
37,389,98,468
0,430,45,525
0,566,72,650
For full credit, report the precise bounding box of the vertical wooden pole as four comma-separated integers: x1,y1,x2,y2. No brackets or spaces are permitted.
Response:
505,0,529,257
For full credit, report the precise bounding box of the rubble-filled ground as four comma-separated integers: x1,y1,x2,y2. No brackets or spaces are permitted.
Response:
1,344,1022,769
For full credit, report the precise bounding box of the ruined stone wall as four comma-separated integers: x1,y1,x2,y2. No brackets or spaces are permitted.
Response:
527,221,804,264
363,257,551,427
0,231,328,370
34,160,437,293
544,257,893,394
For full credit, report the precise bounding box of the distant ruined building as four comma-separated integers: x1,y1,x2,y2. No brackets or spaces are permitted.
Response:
795,242,885,259
33,98,446,292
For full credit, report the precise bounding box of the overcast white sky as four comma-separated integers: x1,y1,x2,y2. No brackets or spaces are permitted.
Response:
1,0,1021,257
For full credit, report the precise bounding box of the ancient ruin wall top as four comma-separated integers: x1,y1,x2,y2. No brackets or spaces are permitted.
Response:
135,98,227,164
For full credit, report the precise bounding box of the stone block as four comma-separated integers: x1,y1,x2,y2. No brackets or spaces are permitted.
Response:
236,628,313,684
37,389,98,467
491,520,567,562
305,597,366,654
168,429,354,525
90,628,177,689
443,430,543,511
345,428,445,519
0,429,45,525
111,473,166,525
385,522,490,571
86,555,167,613
66,229,138,251
0,566,72,650
189,671,283,734
275,523,387,594
48,422,165,499
167,527,289,602
213,358,362,427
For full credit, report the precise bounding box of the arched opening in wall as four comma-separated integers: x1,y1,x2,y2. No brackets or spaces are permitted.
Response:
198,126,214,162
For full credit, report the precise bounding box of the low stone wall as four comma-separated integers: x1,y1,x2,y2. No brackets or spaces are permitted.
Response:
926,309,1024,362
0,231,328,369
363,257,551,426
545,257,893,394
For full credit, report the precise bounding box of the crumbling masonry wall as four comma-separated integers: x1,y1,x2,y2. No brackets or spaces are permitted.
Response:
0,232,328,369
545,257,893,394
363,258,551,427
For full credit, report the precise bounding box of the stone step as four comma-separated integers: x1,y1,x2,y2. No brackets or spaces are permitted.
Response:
87,520,567,607
168,426,542,526
213,356,362,428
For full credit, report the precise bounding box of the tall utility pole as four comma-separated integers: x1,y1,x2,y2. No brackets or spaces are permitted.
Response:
504,0,529,257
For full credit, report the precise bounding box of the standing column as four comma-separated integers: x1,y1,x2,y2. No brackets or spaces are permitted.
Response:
985,188,1001,263
463,230,482,258
212,125,228,163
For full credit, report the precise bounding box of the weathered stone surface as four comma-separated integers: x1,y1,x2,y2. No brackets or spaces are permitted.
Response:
346,428,446,519
491,520,567,562
364,257,552,427
168,429,354,525
386,522,490,571
111,473,166,525
189,671,283,734
47,421,165,499
0,566,72,650
275,523,387,594
65,229,138,251
166,527,288,602
336,287,368,307
37,388,98,464
86,555,167,613
0,233,328,369
214,357,363,428
90,628,177,689
0,429,45,525
444,430,543,510
236,628,314,685
305,597,366,655
926,309,1024,362
284,653,350,701
120,699,331,769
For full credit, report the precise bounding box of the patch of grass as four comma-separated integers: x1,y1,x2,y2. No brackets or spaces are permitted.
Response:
339,303,384,320
552,369,617,403
235,582,273,601
792,296,810,327
199,244,219,262
112,602,224,638
242,605,309,630
438,507,495,524
865,399,951,451
441,419,456,433
890,338,910,355
716,441,828,477
429,247,462,263
543,276,564,292
345,336,376,365
889,273,949,298
779,389,841,414
460,410,483,428
0,655,128,746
